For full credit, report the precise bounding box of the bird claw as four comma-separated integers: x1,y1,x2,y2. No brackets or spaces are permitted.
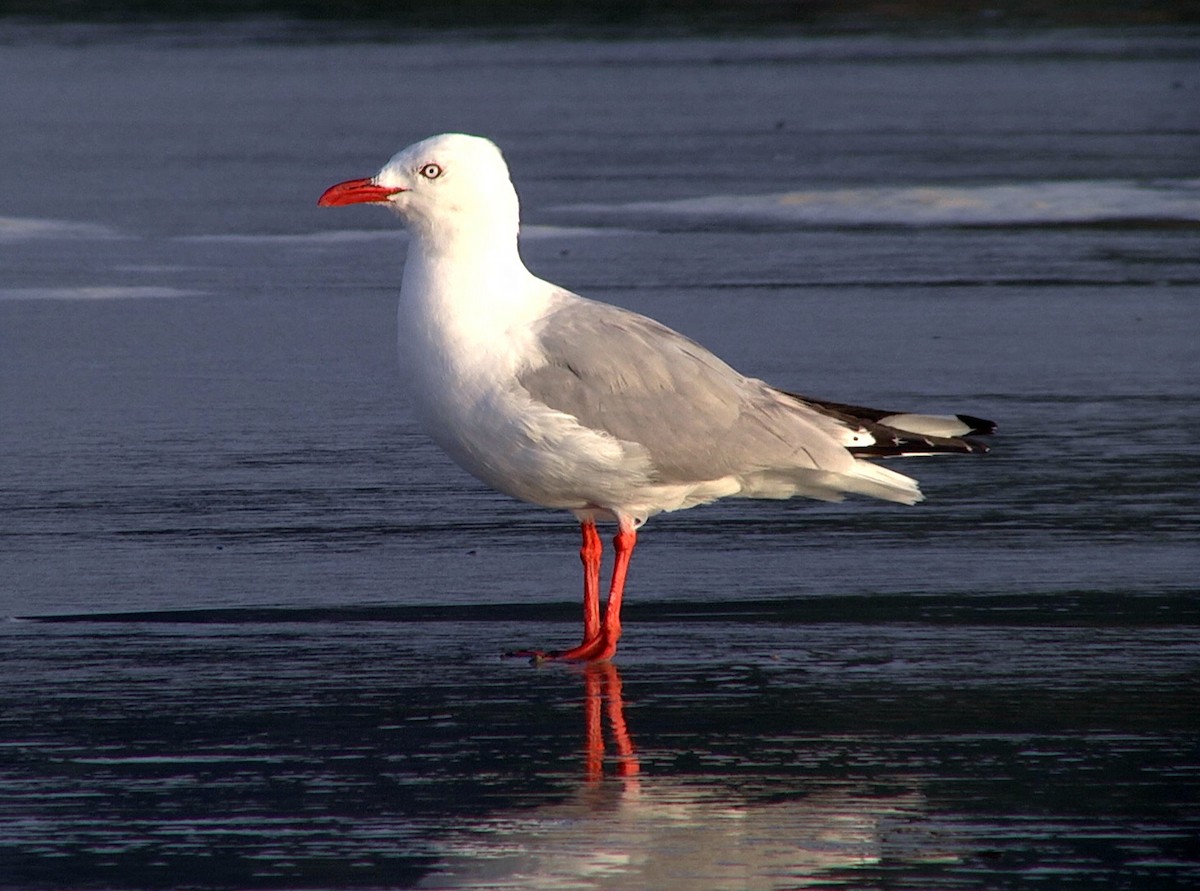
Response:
504,636,617,664
503,648,554,664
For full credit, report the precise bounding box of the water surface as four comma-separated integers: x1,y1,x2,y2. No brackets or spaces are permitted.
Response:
1,23,1198,890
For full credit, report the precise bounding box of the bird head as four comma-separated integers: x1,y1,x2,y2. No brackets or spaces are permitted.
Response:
318,133,520,243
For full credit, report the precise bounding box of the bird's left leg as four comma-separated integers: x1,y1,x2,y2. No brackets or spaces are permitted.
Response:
579,519,602,643
505,519,600,661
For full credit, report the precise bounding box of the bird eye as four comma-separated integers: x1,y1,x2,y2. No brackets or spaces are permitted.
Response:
419,163,443,180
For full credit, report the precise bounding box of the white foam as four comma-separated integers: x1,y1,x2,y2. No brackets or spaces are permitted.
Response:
0,216,122,241
564,179,1200,228
180,229,401,245
181,224,624,245
522,224,630,239
0,286,198,301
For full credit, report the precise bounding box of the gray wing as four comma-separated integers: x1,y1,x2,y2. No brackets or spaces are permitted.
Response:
516,294,851,483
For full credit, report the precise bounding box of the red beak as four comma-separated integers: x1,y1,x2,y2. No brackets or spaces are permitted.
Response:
317,178,405,207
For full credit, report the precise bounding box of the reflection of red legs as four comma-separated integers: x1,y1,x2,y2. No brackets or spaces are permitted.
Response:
603,663,639,777
583,666,603,781
583,662,639,783
509,521,637,663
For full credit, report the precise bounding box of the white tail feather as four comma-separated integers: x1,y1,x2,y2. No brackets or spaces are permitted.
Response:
844,459,924,505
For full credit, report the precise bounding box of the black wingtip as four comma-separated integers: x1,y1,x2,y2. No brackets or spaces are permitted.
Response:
956,414,997,436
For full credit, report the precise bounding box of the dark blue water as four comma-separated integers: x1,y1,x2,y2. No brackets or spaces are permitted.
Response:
1,23,1198,890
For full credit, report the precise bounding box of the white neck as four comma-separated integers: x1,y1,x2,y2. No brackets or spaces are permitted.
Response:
396,220,551,386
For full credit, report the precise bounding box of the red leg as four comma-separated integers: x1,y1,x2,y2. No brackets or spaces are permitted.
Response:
506,522,637,664
546,525,636,663
597,527,635,654
579,520,602,643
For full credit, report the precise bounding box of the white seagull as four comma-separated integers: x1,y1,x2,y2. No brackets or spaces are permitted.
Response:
318,133,993,662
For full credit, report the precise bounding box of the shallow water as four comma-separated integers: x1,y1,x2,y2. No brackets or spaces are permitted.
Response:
1,23,1198,890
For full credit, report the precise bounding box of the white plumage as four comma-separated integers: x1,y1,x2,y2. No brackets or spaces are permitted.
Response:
319,133,993,662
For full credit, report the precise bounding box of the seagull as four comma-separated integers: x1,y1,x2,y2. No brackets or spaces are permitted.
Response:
318,133,993,663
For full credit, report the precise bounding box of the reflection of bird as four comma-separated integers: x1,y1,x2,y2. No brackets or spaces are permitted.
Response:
319,133,994,662
418,663,950,890
421,783,932,890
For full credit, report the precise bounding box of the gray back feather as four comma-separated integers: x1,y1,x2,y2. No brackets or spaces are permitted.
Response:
517,294,848,483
